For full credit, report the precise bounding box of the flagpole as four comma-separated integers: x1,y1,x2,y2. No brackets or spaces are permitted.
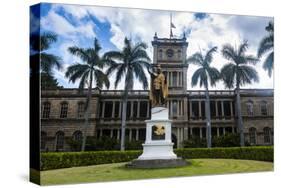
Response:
170,13,172,39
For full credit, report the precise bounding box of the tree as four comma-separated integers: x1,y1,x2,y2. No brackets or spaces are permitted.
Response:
186,47,220,148
30,32,61,75
104,37,151,151
65,38,110,151
257,22,274,77
221,41,259,146
41,72,63,89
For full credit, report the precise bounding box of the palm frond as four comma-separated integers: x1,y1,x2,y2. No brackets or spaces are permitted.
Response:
220,63,236,88
114,64,126,89
40,53,61,74
205,46,218,64
133,63,148,90
238,65,259,86
186,53,203,66
191,68,205,87
68,47,89,63
257,34,273,58
40,32,57,51
263,52,274,77
221,44,237,62
94,69,110,89
238,41,248,56
65,64,89,83
207,67,220,87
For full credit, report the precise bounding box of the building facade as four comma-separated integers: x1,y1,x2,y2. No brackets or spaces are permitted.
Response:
40,34,274,151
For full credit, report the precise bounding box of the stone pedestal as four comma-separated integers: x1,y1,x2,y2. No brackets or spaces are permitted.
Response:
127,107,187,168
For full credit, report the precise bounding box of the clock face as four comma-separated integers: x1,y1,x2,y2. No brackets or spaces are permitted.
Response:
166,49,174,58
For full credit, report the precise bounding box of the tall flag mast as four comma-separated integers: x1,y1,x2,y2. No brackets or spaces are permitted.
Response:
170,13,176,38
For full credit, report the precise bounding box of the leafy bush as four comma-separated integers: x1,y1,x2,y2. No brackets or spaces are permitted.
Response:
182,137,207,148
212,133,240,147
41,146,273,170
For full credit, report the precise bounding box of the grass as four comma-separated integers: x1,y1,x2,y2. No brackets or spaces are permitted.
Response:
40,159,273,185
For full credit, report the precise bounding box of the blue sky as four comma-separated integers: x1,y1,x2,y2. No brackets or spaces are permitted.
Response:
30,3,273,90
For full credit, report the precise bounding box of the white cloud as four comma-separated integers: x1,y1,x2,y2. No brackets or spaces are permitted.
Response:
45,4,273,90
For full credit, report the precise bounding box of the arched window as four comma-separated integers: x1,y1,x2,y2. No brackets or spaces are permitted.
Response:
73,131,83,142
246,100,254,116
158,49,163,59
263,127,271,144
41,131,47,150
60,102,68,118
42,102,51,118
249,127,257,145
260,101,267,116
77,102,85,118
177,50,182,59
56,131,64,151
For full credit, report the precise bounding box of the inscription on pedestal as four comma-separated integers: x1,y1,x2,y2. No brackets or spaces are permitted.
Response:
152,124,165,140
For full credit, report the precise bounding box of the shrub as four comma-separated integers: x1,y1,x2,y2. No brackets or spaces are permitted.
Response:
41,146,273,170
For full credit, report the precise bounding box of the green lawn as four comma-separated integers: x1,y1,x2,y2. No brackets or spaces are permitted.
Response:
40,159,273,185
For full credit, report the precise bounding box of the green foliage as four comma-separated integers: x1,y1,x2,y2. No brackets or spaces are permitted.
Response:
212,133,240,147
41,73,63,90
85,136,119,151
41,146,273,170
66,138,82,152
182,137,207,148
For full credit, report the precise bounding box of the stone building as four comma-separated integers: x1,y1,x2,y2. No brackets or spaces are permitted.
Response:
40,34,274,151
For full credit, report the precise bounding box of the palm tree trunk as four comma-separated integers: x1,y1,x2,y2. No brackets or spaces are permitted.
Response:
236,83,245,146
205,85,212,148
81,71,93,151
120,92,128,151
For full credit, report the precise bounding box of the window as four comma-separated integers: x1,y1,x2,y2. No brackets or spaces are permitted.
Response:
41,131,47,150
177,50,181,59
133,101,138,118
77,102,85,118
114,101,120,118
56,131,64,151
73,131,83,142
60,102,68,118
249,127,256,145
172,100,177,117
104,101,113,118
191,101,199,119
139,101,148,118
246,101,254,116
261,101,268,115
172,72,177,86
264,127,271,144
158,49,163,59
224,101,231,119
126,101,131,118
42,102,51,118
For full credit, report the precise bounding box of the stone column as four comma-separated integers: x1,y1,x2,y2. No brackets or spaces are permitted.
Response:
137,101,140,118
177,71,180,86
146,101,150,118
215,101,218,119
190,101,193,119
130,101,134,118
112,101,115,118
217,127,220,137
200,128,202,139
171,71,174,87
110,129,113,138
221,101,225,119
190,127,193,136
102,102,105,118
136,129,139,141
223,127,226,135
117,129,120,140
184,127,188,140
177,127,180,148
230,101,233,119
129,129,132,141
232,126,235,133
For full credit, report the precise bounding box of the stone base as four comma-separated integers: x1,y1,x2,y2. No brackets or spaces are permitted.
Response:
126,158,188,169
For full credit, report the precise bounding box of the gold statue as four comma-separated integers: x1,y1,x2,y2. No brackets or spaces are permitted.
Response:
153,124,165,136
149,64,168,107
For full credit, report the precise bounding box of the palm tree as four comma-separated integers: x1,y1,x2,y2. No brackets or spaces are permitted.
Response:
221,41,259,146
257,22,274,77
186,47,220,148
30,32,61,75
65,38,110,151
104,37,151,151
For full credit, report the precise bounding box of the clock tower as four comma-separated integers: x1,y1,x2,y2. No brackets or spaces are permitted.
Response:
152,32,188,94
151,32,189,121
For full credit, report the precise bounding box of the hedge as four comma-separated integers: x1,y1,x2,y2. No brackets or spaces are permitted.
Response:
41,146,273,170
